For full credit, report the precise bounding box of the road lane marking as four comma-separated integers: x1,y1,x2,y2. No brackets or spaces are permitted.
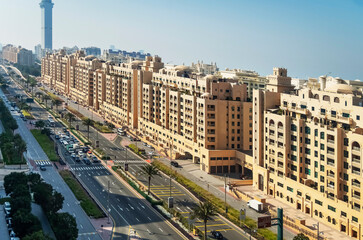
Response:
135,217,140,222
159,228,163,233
128,204,134,210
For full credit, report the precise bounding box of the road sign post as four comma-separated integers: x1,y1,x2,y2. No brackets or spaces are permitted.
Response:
258,216,272,228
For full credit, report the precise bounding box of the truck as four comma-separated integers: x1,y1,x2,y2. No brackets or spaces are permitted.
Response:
247,199,264,212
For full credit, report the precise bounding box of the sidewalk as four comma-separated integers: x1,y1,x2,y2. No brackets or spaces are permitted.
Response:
160,157,354,240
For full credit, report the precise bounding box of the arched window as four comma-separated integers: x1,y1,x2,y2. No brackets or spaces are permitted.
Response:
269,119,275,127
278,122,283,129
334,97,340,103
323,95,330,101
352,142,361,151
314,94,319,99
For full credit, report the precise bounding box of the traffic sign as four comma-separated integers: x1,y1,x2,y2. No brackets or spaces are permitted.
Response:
258,216,271,228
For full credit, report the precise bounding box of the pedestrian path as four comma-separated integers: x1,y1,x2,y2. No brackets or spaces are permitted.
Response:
113,159,145,165
33,159,52,166
70,166,106,171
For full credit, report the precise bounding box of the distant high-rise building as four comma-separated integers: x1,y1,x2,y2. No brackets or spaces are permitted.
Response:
3,45,34,66
81,47,101,56
40,0,54,50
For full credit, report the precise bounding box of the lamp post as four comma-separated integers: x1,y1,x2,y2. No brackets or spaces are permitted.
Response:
224,174,228,214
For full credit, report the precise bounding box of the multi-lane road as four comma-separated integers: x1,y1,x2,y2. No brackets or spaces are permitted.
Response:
0,67,102,240
2,65,188,240
38,86,251,239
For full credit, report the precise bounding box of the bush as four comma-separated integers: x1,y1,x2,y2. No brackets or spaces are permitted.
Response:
49,212,78,240
31,129,58,161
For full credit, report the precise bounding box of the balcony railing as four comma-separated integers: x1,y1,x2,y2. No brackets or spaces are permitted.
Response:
352,194,361,200
352,181,361,188
352,170,361,175
352,158,361,164
327,161,335,166
327,184,335,189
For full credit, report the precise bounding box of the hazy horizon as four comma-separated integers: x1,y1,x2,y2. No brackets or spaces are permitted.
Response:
0,0,362,80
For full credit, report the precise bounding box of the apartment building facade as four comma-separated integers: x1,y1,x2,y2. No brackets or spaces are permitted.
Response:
3,44,34,66
41,51,254,174
253,69,363,238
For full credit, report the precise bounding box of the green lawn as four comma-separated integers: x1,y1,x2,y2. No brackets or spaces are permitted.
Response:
59,170,105,218
30,129,58,162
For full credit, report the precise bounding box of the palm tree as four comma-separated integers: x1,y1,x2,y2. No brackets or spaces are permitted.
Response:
139,165,159,195
65,112,75,129
82,118,93,140
43,95,51,108
190,201,217,240
52,99,62,111
35,91,43,100
30,81,37,97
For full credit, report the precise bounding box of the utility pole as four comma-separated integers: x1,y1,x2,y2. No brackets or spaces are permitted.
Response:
170,141,172,198
168,140,174,208
316,222,320,240
224,174,228,214
107,180,110,224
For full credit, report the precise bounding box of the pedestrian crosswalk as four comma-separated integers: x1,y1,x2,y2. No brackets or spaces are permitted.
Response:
113,160,145,165
70,166,106,171
34,160,52,166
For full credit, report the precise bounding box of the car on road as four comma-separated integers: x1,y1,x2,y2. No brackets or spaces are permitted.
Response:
92,156,100,163
83,157,91,165
75,156,81,162
170,161,179,167
40,165,46,171
71,153,76,159
211,230,224,239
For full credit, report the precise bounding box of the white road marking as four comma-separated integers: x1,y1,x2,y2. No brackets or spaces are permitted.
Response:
147,217,151,221
135,218,140,222
159,228,163,232
128,204,134,210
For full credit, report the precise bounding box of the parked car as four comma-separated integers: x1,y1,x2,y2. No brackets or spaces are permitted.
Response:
211,230,224,239
4,202,11,211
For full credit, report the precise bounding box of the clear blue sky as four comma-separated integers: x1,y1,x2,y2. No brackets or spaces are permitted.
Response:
0,0,362,80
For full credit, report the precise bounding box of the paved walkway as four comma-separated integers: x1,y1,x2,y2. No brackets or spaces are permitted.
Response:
0,206,10,240
90,218,113,240
31,203,56,239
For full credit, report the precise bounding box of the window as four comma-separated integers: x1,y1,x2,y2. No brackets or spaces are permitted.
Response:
277,182,284,187
320,144,325,150
305,148,311,155
328,205,336,212
320,176,324,182
305,168,311,175
291,165,297,171
320,165,325,172
343,185,348,192
305,127,310,134
357,115,360,120
341,211,347,217
342,113,350,118
291,145,297,151
321,109,326,114
315,129,318,137
297,191,302,196
352,216,358,223
312,106,315,111
344,150,349,158
287,186,293,192
320,186,325,193
314,161,318,167
343,173,348,181
315,199,323,206
314,151,318,157
344,162,349,169
315,141,318,147
291,135,297,141
291,155,297,161
305,158,311,165
320,132,325,140
305,138,311,144
291,124,297,131
344,138,349,146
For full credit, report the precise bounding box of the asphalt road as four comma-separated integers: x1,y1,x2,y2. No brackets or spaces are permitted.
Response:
42,87,250,240
0,66,102,240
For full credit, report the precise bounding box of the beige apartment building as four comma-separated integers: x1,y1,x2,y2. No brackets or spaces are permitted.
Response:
3,44,34,66
253,68,363,239
42,51,254,174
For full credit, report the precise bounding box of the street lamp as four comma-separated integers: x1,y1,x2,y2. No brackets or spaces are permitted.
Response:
313,222,324,240
224,174,228,214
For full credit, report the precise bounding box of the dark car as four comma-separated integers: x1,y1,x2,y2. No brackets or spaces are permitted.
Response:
63,127,67,132
92,156,100,163
40,165,46,171
83,147,90,153
171,161,179,167
75,156,81,162
55,135,60,139
83,157,91,165
211,230,223,239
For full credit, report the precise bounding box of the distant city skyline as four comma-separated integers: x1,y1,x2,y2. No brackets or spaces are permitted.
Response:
0,0,362,80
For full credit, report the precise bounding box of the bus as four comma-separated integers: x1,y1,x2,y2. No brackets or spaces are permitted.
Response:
47,119,55,127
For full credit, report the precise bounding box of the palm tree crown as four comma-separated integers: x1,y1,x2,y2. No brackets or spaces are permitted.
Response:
190,201,217,240
140,164,159,195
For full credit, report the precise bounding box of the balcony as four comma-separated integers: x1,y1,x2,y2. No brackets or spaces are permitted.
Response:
352,170,361,176
327,161,335,167
352,147,361,155
295,107,309,115
337,115,353,125
352,181,361,188
352,194,361,200
327,184,335,190
327,173,335,178
353,206,360,212
277,162,284,169
327,150,335,156
352,158,361,165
